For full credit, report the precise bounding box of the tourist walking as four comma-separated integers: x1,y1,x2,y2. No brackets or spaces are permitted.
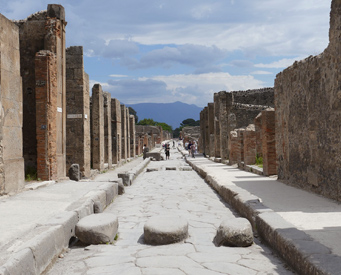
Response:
190,143,196,158
165,143,170,160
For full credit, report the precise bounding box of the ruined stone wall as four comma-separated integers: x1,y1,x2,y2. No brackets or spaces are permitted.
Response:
243,125,256,165
17,4,66,179
91,84,104,170
103,92,112,168
274,0,341,200
199,110,205,154
0,14,25,194
232,88,274,107
111,98,121,164
126,108,130,159
213,94,221,158
66,46,90,178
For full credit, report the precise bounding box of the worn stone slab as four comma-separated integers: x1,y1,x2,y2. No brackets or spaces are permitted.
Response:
165,167,177,171
144,216,188,245
75,213,118,244
214,218,253,247
146,168,159,172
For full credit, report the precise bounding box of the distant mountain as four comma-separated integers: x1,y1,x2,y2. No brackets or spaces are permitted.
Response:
126,101,202,129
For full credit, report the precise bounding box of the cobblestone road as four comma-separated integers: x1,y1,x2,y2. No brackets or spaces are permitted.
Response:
47,148,294,275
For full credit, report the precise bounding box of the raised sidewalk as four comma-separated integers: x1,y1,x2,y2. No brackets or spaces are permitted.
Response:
182,150,341,275
0,157,150,275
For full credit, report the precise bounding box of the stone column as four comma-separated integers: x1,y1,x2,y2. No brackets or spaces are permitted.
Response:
214,93,221,158
103,92,112,168
111,98,121,164
121,105,127,160
243,124,256,165
66,46,91,178
129,115,136,158
229,131,238,165
126,108,131,159
203,107,209,156
218,91,230,161
262,109,277,176
91,84,104,171
208,103,215,157
199,110,205,154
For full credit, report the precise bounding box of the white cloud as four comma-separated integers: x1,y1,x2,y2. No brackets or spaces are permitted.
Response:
251,71,273,75
109,74,128,78
254,57,306,69
92,72,265,107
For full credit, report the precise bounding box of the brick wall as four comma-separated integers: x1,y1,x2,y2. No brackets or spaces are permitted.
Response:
121,105,127,160
243,125,256,165
129,115,136,158
261,109,276,176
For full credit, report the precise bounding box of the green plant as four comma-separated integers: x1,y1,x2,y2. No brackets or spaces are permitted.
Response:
255,153,263,168
25,166,37,181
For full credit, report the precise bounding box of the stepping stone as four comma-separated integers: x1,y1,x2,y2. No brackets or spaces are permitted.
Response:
165,167,177,171
144,216,188,245
146,168,159,172
75,213,118,245
214,218,253,247
179,166,192,171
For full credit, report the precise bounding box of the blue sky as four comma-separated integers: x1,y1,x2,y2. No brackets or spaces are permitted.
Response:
1,0,331,107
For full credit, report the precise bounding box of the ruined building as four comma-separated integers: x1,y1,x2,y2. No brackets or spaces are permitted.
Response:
16,5,67,181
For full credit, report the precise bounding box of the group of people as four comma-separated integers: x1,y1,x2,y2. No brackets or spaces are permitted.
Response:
187,140,196,158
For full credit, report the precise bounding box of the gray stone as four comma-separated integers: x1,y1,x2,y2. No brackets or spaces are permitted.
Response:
165,167,177,171
147,168,159,172
144,216,188,245
75,213,119,244
69,164,80,181
214,218,253,247
93,201,103,213
118,172,133,186
118,180,125,195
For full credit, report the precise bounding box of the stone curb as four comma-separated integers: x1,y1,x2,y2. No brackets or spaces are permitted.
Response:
118,158,151,186
0,182,120,275
181,151,341,275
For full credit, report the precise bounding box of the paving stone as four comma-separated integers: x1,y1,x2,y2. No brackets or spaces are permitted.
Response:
75,213,118,244
214,218,254,247
144,216,188,245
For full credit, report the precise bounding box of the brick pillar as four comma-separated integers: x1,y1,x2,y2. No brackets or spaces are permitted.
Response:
103,92,112,168
35,51,58,181
66,46,91,178
91,84,104,171
218,91,229,160
208,103,215,157
121,105,127,160
214,93,221,158
126,108,131,159
111,98,121,164
236,128,245,167
254,112,262,159
262,109,277,176
243,124,256,165
129,115,136,158
229,131,238,165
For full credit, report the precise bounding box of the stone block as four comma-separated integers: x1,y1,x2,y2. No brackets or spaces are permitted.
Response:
75,213,119,244
0,248,36,275
214,218,253,247
98,182,118,205
69,164,80,181
145,152,161,161
144,216,188,245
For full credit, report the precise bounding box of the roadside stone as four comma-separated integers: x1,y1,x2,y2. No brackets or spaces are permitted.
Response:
214,218,253,247
75,213,119,244
179,166,192,171
146,152,161,161
118,180,125,195
144,216,188,245
93,201,103,213
69,164,80,181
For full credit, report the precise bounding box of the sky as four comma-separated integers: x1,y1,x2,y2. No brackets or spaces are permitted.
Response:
1,0,331,107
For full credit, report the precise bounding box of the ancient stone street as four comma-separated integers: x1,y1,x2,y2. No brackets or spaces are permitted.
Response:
47,147,293,275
